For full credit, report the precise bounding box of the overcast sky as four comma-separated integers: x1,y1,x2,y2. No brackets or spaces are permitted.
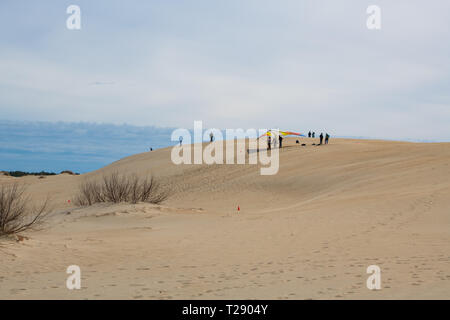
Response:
1,0,449,141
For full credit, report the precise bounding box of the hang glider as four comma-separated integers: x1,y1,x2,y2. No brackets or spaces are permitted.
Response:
258,129,305,139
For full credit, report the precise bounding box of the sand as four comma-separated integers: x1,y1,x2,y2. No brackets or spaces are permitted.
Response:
0,138,449,299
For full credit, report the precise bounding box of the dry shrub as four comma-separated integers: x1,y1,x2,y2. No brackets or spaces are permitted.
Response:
75,180,103,206
0,183,49,237
74,173,169,206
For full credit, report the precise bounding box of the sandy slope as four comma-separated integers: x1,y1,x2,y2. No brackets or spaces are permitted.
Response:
0,138,449,299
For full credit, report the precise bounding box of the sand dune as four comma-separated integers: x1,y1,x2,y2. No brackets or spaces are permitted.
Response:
1,138,449,299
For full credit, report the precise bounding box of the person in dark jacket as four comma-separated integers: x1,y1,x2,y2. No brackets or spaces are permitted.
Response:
325,133,330,144
319,133,324,145
279,135,283,148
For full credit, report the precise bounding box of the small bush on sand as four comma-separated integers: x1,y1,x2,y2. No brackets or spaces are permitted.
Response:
0,184,49,237
74,173,169,206
60,170,74,175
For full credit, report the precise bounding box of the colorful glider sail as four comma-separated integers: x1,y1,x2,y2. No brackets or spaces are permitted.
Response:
259,129,305,139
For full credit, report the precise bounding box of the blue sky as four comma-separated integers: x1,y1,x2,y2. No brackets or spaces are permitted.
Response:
0,1,449,171
0,120,174,173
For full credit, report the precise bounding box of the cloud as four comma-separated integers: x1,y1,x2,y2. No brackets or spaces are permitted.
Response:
90,81,116,86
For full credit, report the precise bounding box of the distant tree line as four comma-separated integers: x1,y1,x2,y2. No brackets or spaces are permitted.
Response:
3,171,79,177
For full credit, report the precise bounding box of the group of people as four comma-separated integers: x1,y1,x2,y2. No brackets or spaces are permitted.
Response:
175,130,329,150
267,135,283,150
308,131,330,145
266,131,330,150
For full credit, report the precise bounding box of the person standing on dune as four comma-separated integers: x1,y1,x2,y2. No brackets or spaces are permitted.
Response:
279,135,283,148
209,131,214,142
268,135,272,150
325,133,330,144
319,133,323,145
